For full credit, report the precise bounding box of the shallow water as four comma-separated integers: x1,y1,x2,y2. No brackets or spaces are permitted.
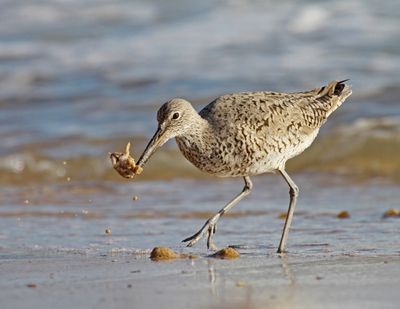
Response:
1,0,400,183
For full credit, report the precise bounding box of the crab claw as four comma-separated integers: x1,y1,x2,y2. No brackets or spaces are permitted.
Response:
109,142,142,179
125,142,131,155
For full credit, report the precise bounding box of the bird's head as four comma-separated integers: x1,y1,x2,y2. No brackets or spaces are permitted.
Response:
136,98,196,169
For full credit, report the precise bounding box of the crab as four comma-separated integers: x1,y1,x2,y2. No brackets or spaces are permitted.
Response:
109,142,143,179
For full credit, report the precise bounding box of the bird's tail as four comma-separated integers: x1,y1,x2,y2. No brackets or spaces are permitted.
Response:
316,79,352,117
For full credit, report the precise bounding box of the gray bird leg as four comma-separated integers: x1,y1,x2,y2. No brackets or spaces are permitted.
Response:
277,169,299,253
183,176,253,250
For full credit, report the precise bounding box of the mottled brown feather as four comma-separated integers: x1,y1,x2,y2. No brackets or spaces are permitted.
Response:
174,80,352,177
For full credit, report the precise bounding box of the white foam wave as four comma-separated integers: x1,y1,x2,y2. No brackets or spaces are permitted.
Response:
0,1,398,93
289,5,330,33
0,153,67,177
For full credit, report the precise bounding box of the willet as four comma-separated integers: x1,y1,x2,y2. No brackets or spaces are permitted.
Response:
132,80,352,253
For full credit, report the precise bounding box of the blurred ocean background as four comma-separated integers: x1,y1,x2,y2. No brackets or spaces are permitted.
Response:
0,0,399,255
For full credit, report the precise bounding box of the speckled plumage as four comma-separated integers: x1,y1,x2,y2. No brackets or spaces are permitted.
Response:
136,80,352,252
175,81,351,177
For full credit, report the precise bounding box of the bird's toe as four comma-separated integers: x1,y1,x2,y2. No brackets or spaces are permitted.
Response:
182,231,202,246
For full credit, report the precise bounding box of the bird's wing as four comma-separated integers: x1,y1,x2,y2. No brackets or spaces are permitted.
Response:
200,80,351,138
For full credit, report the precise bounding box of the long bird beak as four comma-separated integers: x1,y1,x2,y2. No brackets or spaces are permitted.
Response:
136,126,164,169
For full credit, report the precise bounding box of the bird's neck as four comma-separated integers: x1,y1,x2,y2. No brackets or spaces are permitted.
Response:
175,114,216,162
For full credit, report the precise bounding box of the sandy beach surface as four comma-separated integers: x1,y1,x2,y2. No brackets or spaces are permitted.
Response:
1,250,399,309
1,175,400,309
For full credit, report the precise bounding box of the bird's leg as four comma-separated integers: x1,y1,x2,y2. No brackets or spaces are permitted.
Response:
277,169,299,254
183,176,253,250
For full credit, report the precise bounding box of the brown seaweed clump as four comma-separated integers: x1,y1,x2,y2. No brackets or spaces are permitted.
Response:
149,247,197,261
150,247,180,261
209,247,240,259
383,208,400,218
110,142,143,179
337,211,350,219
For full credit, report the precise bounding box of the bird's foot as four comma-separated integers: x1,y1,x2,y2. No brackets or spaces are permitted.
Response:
182,218,218,250
277,248,286,254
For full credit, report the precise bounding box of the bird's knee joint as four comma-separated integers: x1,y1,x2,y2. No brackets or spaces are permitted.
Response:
290,186,299,197
243,186,252,194
244,182,253,193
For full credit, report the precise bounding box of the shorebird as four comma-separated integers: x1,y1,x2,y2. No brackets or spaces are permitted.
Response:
134,80,352,253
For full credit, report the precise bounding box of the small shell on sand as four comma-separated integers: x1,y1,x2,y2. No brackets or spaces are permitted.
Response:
236,281,247,287
109,142,143,179
26,283,37,288
336,211,350,219
278,212,287,219
209,247,240,259
383,208,400,218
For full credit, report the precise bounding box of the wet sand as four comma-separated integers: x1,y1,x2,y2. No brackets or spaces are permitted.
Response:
1,252,399,309
1,175,400,308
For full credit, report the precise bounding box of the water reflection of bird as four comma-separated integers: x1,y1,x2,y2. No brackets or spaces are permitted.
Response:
136,80,352,253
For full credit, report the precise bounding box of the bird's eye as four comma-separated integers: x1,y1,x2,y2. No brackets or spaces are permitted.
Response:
172,112,180,120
